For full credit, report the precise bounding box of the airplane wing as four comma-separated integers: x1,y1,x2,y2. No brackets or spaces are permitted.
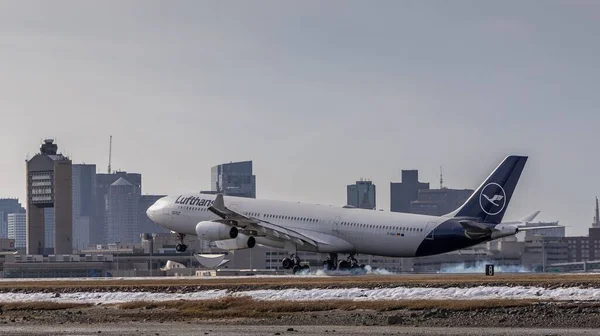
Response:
208,194,318,247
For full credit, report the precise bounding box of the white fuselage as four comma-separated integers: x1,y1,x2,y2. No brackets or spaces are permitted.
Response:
147,193,469,258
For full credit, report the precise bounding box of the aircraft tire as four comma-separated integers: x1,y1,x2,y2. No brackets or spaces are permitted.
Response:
338,260,351,271
282,258,293,269
292,265,301,274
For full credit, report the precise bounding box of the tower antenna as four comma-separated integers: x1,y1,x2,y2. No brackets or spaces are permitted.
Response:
108,135,112,174
439,166,444,189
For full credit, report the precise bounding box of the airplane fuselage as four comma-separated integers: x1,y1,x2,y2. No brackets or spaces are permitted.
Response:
147,193,489,257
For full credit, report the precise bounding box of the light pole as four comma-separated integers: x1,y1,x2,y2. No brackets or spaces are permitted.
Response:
115,241,120,273
150,235,153,277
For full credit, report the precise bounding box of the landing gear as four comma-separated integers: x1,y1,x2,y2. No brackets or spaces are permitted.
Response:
337,254,366,273
175,233,188,252
323,253,338,271
282,254,309,274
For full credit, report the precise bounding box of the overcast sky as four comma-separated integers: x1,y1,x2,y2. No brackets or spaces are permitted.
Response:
1,1,599,235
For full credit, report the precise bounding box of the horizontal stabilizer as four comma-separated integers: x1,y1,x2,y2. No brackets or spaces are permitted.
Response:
519,210,540,223
517,225,565,231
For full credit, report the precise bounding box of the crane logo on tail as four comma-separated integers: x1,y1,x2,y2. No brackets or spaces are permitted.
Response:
479,183,506,216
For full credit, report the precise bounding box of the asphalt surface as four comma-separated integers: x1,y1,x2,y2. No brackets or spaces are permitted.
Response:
0,324,597,336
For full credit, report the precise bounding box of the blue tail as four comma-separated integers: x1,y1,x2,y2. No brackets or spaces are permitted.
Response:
446,155,528,224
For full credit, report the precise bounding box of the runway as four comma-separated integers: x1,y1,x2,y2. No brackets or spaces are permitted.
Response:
0,324,596,336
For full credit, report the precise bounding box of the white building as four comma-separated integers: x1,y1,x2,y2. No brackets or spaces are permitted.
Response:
8,213,26,249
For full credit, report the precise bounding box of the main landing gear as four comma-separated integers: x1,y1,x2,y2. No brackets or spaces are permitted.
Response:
324,253,366,272
175,233,188,252
282,254,310,274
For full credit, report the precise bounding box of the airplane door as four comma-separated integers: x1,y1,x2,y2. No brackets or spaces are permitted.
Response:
332,216,342,235
425,222,437,240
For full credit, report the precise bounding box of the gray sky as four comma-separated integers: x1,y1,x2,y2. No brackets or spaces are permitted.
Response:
1,1,599,235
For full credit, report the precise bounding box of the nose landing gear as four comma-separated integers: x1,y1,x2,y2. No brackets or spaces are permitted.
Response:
175,233,188,252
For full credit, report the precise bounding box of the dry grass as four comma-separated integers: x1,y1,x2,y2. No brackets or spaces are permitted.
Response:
0,302,91,311
114,296,540,318
2,273,600,292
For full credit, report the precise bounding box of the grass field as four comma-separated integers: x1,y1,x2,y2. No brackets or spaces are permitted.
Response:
113,297,545,318
1,273,600,292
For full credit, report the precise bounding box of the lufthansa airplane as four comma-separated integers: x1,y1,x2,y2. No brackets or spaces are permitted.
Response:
146,155,550,273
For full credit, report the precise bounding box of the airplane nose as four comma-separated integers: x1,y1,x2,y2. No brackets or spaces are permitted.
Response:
146,203,157,222
146,197,166,222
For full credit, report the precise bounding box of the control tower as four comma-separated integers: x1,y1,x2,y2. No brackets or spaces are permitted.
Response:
26,139,72,254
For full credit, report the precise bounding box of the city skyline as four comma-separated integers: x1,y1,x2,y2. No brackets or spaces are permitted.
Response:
2,1,600,235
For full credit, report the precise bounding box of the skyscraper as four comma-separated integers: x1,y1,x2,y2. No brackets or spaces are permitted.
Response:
106,177,140,244
347,179,376,209
26,139,72,255
72,164,97,250
211,161,256,198
94,171,141,244
593,197,600,228
0,199,25,239
409,188,473,216
8,213,26,250
390,170,429,213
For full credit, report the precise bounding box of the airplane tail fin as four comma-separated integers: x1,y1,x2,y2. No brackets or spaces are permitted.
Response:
445,155,528,224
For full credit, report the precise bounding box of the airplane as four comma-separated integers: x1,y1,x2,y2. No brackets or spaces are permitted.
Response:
146,155,553,273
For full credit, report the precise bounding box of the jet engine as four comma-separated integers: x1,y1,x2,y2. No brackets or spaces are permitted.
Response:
195,221,238,241
490,226,518,240
214,233,256,250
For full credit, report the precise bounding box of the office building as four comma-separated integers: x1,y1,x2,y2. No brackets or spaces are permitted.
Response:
138,195,170,234
0,198,25,239
26,139,73,255
95,171,141,244
72,164,97,250
211,161,256,198
8,213,26,250
390,170,429,213
410,188,473,216
106,178,139,244
347,179,376,209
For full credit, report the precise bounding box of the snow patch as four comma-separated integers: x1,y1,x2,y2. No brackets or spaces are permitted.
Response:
2,286,600,304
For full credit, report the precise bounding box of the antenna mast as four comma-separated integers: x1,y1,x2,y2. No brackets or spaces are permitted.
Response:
108,135,112,174
439,166,444,189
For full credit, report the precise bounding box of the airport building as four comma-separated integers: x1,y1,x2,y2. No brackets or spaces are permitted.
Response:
72,164,97,251
390,170,429,213
347,179,376,209
25,139,73,255
210,161,256,198
0,198,25,239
